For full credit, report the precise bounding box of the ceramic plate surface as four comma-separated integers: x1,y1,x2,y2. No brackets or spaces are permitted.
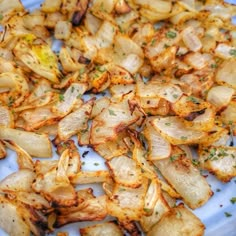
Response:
0,0,236,235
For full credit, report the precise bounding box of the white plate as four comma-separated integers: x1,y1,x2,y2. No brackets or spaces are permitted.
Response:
0,1,236,235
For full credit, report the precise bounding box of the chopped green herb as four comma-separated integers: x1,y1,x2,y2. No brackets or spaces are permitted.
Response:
71,86,75,93
77,93,82,99
215,57,222,63
80,129,88,135
211,64,217,68
217,148,228,157
165,122,171,126
172,94,178,99
230,197,236,204
187,96,200,104
164,44,170,48
166,31,177,39
143,208,151,213
108,109,116,116
118,25,124,33
205,148,217,161
8,96,15,107
96,66,106,72
94,73,100,78
229,49,236,57
199,77,206,82
133,74,138,81
59,94,64,102
79,68,85,75
151,38,157,46
176,210,182,218
192,159,200,166
180,136,187,141
170,154,181,162
210,148,217,155
100,2,104,11
224,212,232,217
216,188,221,192
94,163,99,166
0,14,3,21
119,188,126,191
127,151,133,157
61,143,69,149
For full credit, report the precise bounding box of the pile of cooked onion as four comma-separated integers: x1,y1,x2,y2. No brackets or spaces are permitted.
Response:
0,0,235,235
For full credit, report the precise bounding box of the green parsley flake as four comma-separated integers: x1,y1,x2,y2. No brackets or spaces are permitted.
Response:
170,154,181,162
100,2,105,11
96,66,106,72
217,148,228,157
230,197,236,204
8,96,15,107
229,49,236,57
143,208,151,213
192,159,200,166
59,94,65,102
224,212,232,217
77,93,82,99
164,44,170,48
187,96,199,104
119,25,124,33
166,31,177,39
176,210,182,219
79,68,85,75
94,73,100,78
199,77,206,82
119,188,126,191
151,38,157,46
205,148,217,161
108,109,116,116
180,136,187,141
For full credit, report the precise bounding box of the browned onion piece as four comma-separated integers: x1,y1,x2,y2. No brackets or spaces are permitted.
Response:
72,0,89,26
